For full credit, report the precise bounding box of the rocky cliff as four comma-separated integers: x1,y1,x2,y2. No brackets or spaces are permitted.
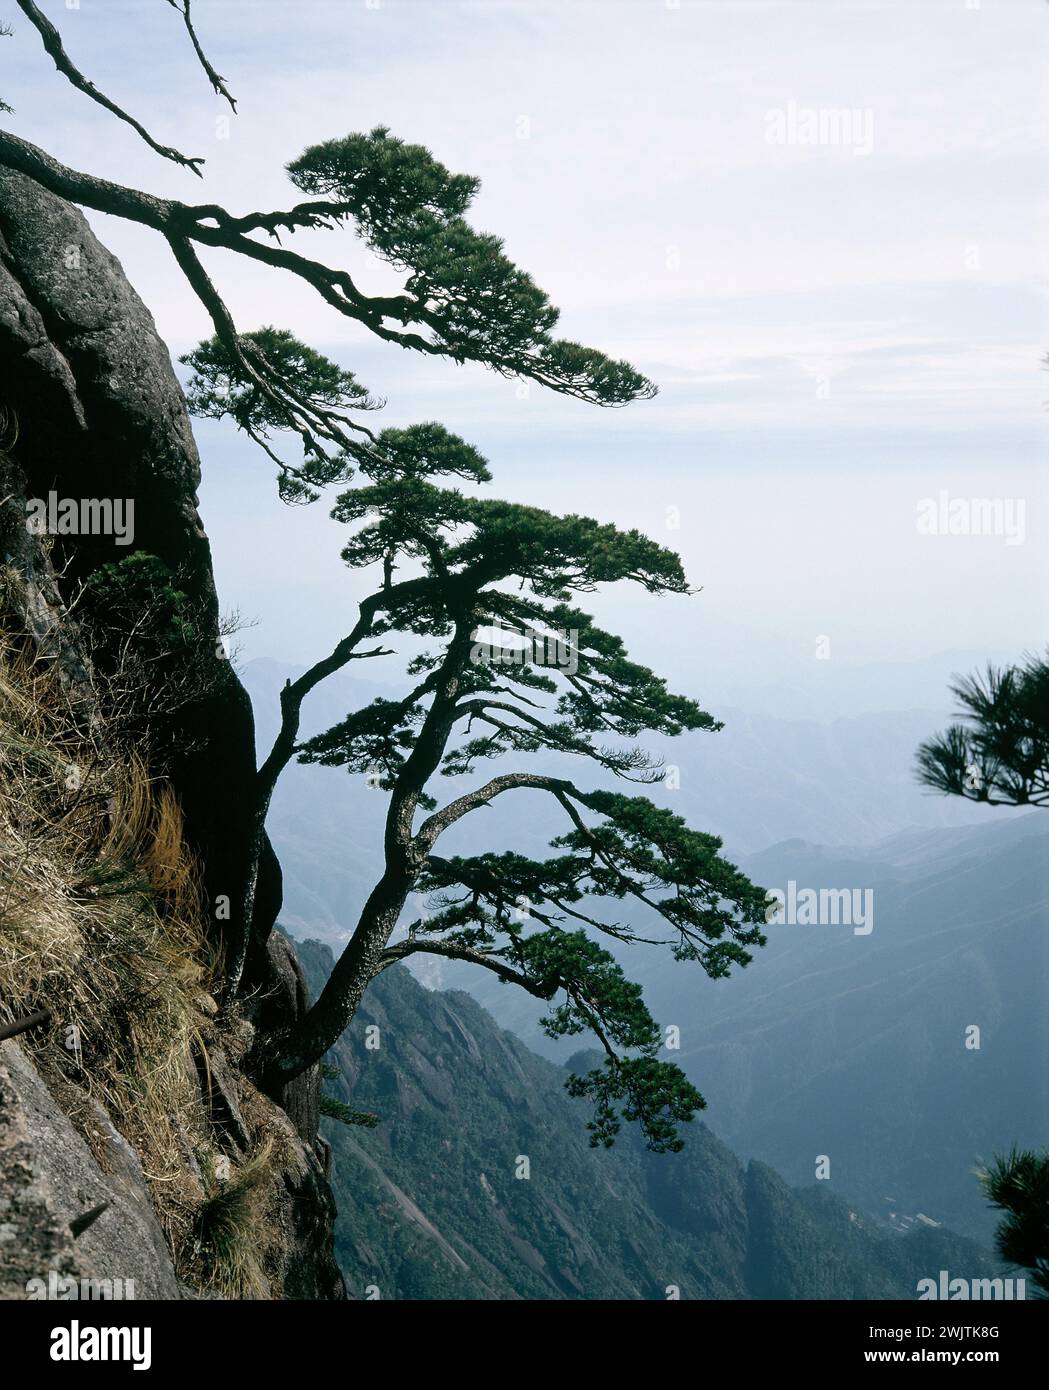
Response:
0,170,342,1300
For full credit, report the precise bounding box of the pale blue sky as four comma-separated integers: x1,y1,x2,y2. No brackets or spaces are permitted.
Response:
3,0,1047,704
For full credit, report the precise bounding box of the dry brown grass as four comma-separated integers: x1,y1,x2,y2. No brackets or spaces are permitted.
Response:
187,1138,276,1299
0,565,313,1295
0,585,221,1272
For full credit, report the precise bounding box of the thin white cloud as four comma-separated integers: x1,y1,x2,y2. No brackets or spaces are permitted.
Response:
3,0,1046,680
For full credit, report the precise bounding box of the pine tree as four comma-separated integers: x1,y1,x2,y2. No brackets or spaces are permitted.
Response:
917,653,1049,807
978,1150,1049,1297
1,5,766,1150
918,655,1049,1292
242,479,768,1151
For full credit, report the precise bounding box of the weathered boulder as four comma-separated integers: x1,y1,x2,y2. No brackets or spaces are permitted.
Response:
0,1040,182,1299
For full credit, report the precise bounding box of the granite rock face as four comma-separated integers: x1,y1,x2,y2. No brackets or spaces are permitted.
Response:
0,1041,182,1300
0,164,283,982
0,171,344,1301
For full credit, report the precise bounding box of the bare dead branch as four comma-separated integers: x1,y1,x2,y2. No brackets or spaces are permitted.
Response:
0,1006,52,1042
14,0,205,175
164,0,237,110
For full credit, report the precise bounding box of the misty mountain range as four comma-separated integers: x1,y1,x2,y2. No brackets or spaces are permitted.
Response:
242,656,1046,1252
440,814,1049,1242
299,940,1001,1300
241,653,1024,939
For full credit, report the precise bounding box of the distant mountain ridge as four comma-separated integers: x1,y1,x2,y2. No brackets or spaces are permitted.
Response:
435,814,1049,1241
297,941,1000,1300
240,657,1023,941
249,649,1047,1246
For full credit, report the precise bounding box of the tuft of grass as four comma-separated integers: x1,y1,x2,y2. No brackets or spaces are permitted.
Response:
190,1140,274,1298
